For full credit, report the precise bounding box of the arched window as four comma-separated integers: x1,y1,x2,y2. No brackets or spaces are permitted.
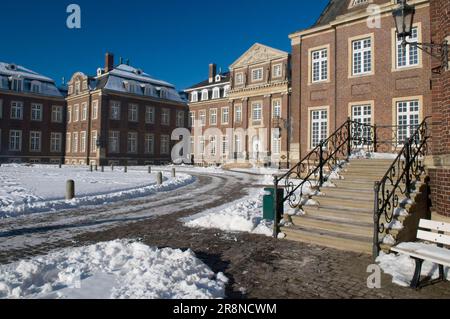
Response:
212,87,220,99
144,84,154,96
191,91,198,102
30,80,41,94
10,76,23,92
201,89,209,101
223,85,231,97
160,88,167,99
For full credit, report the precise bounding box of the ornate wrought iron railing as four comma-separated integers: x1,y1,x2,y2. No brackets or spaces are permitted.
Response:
372,117,431,258
272,119,377,237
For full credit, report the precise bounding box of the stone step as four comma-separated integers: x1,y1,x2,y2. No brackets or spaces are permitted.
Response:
291,215,373,239
331,179,378,190
349,159,397,165
319,188,374,201
342,171,388,178
297,206,373,223
311,196,374,210
281,225,372,255
304,201,373,213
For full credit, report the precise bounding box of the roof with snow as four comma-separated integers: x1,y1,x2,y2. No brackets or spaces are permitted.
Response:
184,72,231,91
0,62,63,97
94,64,185,103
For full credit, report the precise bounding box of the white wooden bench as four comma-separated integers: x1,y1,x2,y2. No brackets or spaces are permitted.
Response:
391,219,450,289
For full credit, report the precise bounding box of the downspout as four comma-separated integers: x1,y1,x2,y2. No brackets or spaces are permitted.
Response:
333,25,338,132
86,92,92,165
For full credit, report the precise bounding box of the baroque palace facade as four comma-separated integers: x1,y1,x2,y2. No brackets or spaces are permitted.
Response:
185,43,291,168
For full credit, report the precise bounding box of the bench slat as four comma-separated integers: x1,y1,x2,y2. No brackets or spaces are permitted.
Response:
419,219,450,233
391,246,450,267
417,230,450,246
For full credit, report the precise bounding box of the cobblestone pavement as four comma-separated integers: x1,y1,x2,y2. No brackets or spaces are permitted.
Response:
1,169,449,299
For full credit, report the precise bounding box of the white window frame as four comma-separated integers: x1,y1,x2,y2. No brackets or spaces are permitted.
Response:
223,85,231,97
235,72,244,85
9,130,22,151
312,48,328,82
91,130,98,153
272,131,281,155
160,135,170,155
310,109,328,148
109,131,120,153
92,101,98,120
52,105,63,123
110,101,121,120
66,133,71,153
11,101,23,120
50,132,62,153
67,106,72,123
145,106,155,124
252,103,262,122
81,103,88,121
30,81,41,94
74,104,80,122
127,132,138,154
351,104,372,145
199,110,206,126
128,104,139,122
11,77,23,92
273,100,282,119
352,37,373,76
191,91,198,102
209,136,217,156
80,131,86,153
161,108,170,126
189,111,195,127
222,107,229,125
145,133,155,155
72,132,78,153
210,109,217,126
31,103,43,121
235,105,242,123
251,68,263,82
212,87,220,99
176,111,185,127
273,64,282,78
396,100,421,144
221,136,228,156
201,89,209,101
396,27,419,69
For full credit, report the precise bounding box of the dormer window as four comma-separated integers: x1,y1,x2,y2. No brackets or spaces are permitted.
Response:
191,91,198,102
11,77,23,92
212,87,220,99
30,81,41,94
75,81,81,94
235,73,244,85
144,84,154,96
223,85,231,98
201,89,209,101
160,88,167,99
215,74,221,82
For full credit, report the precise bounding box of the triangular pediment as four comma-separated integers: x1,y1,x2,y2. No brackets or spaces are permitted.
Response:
230,43,289,69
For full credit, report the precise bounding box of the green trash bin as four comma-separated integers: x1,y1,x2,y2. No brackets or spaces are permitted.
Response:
263,187,284,221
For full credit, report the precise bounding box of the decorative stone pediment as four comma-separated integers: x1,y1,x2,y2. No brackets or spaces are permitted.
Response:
230,43,289,69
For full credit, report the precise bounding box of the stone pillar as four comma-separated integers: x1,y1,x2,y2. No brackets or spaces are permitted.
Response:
428,0,450,217
66,180,75,200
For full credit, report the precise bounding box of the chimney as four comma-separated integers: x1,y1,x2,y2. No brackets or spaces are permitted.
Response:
105,53,114,72
209,63,217,83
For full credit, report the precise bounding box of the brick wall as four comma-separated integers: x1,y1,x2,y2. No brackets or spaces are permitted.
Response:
428,0,450,217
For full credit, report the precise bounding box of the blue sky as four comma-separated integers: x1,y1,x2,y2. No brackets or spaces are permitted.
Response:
0,0,329,90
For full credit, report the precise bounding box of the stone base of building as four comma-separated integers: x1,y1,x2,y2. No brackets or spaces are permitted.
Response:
0,156,64,165
64,157,172,167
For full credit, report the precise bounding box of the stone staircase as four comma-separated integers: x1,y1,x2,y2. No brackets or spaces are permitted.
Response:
281,159,396,255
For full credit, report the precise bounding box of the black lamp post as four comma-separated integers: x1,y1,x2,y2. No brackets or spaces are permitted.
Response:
393,0,448,73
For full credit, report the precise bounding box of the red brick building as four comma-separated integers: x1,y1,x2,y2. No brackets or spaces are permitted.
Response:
65,53,188,166
185,43,291,167
289,0,432,162
428,0,450,218
0,62,66,164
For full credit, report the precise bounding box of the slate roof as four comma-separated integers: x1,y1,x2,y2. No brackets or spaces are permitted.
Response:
185,72,231,91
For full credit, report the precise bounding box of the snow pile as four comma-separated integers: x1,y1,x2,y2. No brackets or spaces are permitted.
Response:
350,149,399,160
182,189,273,237
0,165,195,218
0,240,228,299
377,243,450,287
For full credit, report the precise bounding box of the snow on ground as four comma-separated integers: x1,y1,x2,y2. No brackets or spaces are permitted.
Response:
182,189,274,237
377,243,450,287
0,240,228,299
0,164,195,218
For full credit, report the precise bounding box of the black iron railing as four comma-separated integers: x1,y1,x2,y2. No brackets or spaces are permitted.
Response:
372,117,431,258
272,119,377,237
